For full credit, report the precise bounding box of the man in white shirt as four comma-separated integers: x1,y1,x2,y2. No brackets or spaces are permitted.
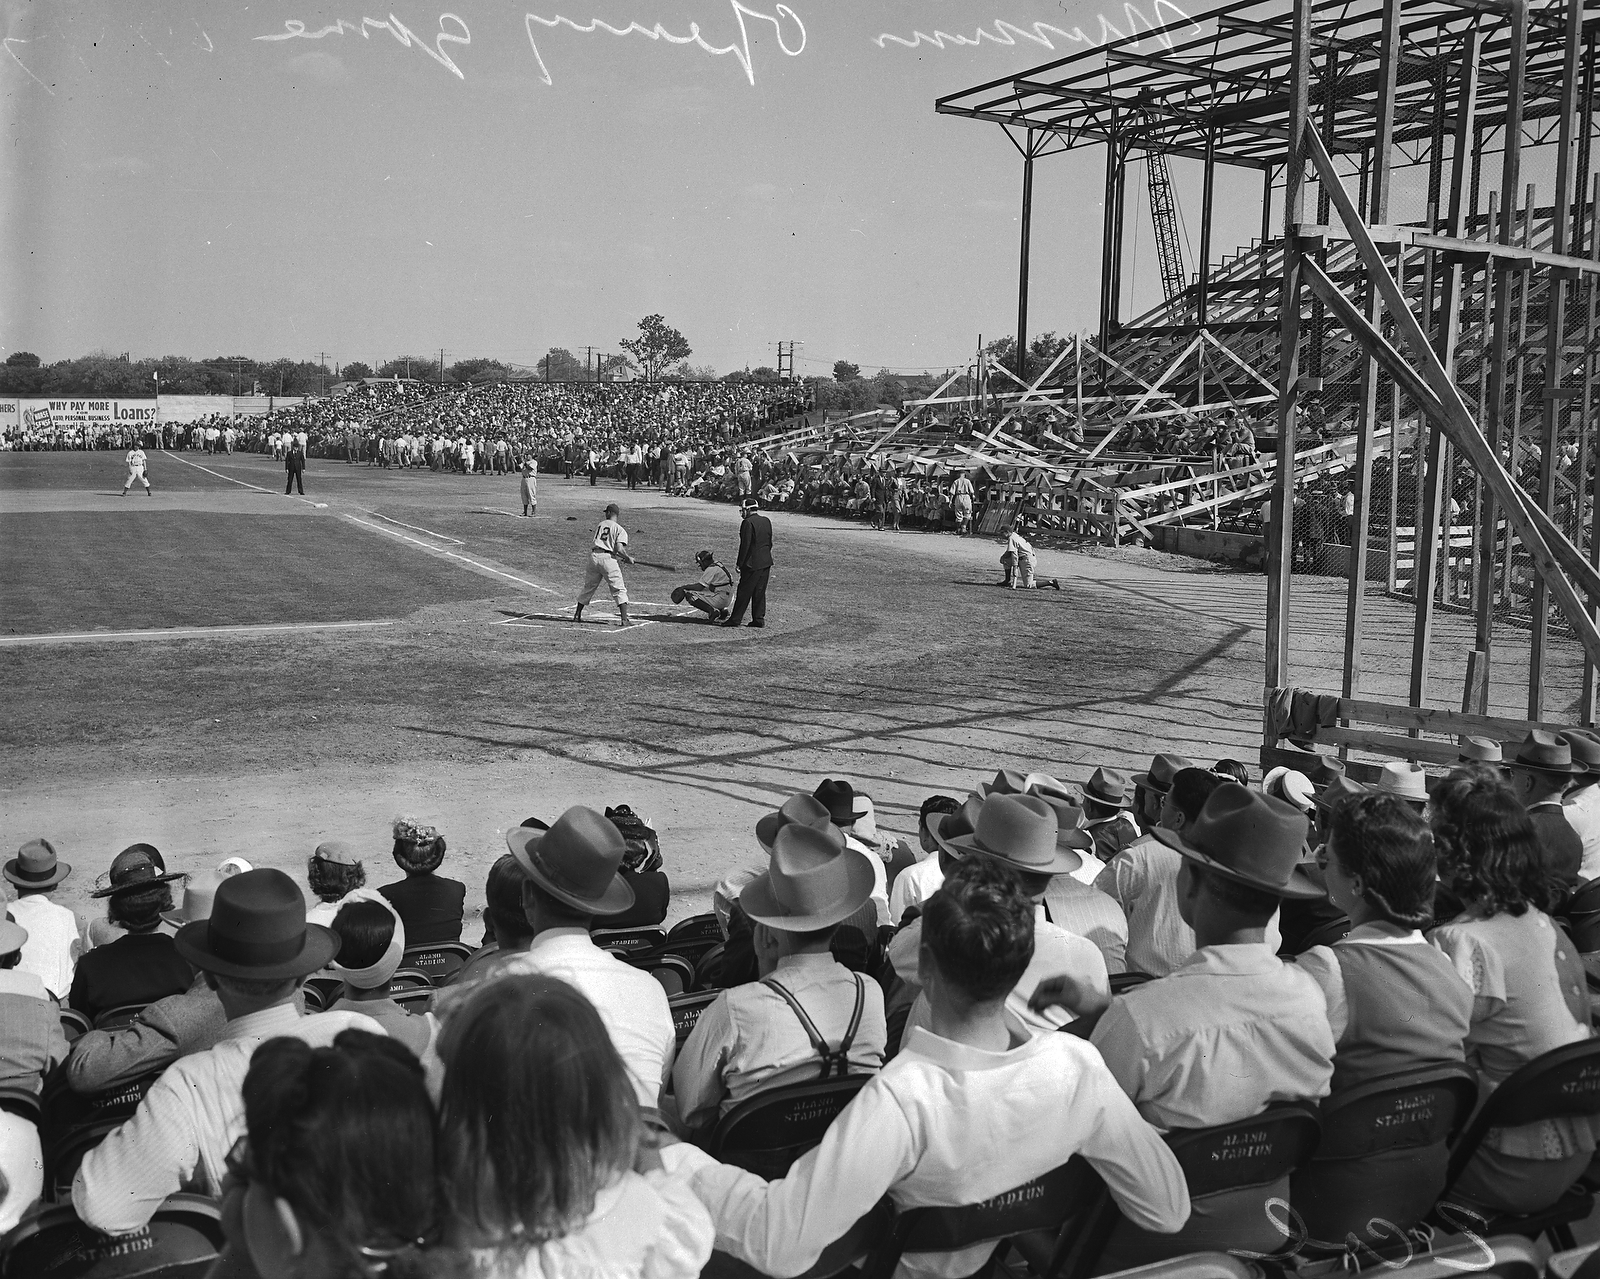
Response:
674,823,887,1135
670,854,1189,1279
573,502,636,628
4,839,80,999
1561,731,1600,883
885,793,1111,1041
496,806,675,1111
72,869,384,1234
887,796,961,926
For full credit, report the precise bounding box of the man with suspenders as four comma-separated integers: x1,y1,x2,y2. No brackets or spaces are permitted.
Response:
573,502,636,628
671,822,887,1137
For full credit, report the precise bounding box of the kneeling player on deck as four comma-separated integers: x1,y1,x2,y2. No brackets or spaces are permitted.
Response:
671,550,734,622
574,502,636,627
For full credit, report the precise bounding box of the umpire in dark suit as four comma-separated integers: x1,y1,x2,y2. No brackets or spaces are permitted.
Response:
285,442,307,495
721,497,773,628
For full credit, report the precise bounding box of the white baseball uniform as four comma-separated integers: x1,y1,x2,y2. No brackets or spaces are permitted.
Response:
577,518,630,606
123,448,150,492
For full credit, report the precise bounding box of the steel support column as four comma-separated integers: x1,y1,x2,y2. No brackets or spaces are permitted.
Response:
1100,113,1122,349
1198,129,1217,326
1017,131,1036,381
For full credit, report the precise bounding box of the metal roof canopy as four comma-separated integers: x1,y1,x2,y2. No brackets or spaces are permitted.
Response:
935,0,1596,169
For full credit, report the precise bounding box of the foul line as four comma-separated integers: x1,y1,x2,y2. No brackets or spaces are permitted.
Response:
156,450,272,494
0,620,396,647
357,508,465,545
343,515,559,594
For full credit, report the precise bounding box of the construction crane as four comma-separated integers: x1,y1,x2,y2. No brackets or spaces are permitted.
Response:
1145,150,1189,309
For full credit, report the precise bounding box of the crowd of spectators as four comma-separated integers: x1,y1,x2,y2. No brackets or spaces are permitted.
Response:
4,726,1600,1274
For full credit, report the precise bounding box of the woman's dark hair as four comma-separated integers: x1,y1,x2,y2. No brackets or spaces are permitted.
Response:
307,856,365,904
107,883,174,933
1211,759,1251,786
1429,770,1555,917
393,835,446,876
1327,793,1437,928
331,900,395,970
437,974,639,1249
921,856,1035,1003
483,855,534,948
242,1030,436,1277
1169,768,1223,824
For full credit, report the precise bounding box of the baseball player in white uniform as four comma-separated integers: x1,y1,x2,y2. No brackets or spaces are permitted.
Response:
1001,521,1059,591
574,503,635,627
121,447,153,496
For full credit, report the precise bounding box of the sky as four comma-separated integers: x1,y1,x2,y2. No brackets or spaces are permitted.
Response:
1,0,1279,378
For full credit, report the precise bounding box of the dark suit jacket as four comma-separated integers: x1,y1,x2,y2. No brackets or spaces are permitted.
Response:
286,448,306,474
738,513,773,571
378,873,467,945
68,933,194,1022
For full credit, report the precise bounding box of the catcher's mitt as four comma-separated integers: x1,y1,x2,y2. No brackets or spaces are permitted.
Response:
670,586,688,604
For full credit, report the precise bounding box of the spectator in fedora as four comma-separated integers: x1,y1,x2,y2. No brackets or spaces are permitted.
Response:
1428,771,1594,1214
1501,732,1587,896
379,818,466,945
1561,731,1600,883
1034,783,1335,1266
0,915,56,1234
4,838,79,1000
1263,767,1317,817
672,823,888,1136
325,891,436,1061
670,855,1189,1279
1022,778,1130,971
65,870,232,1095
476,807,675,1112
69,847,191,1021
86,843,176,951
1460,735,1504,768
1132,754,1193,836
219,1030,437,1279
1081,768,1142,862
812,777,892,926
73,868,385,1234
885,793,1111,1042
438,974,714,1279
1374,760,1430,817
886,795,961,925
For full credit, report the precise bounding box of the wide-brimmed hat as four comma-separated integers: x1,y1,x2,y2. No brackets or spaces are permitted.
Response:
1153,783,1323,899
174,868,340,980
1562,731,1600,778
0,918,27,956
1313,775,1370,813
1263,767,1317,815
92,844,185,899
162,869,225,927
216,857,254,878
327,889,407,990
1081,767,1135,809
1506,730,1586,776
945,793,1085,876
812,779,859,827
740,824,877,932
931,795,984,859
1374,761,1430,803
1305,755,1347,787
505,805,635,916
1132,754,1194,796
756,795,840,852
978,769,1029,798
1459,735,1503,764
4,838,70,890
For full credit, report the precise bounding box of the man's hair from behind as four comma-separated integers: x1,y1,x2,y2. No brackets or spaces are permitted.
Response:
485,854,535,947
605,503,620,516
331,900,395,970
921,855,1035,1003
1169,768,1224,825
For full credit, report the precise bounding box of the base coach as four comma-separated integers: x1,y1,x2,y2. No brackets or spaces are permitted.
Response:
722,497,773,629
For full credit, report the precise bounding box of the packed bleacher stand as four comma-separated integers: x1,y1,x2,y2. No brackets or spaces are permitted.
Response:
7,727,1600,1275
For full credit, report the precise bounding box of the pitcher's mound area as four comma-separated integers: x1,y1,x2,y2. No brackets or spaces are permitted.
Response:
0,511,503,635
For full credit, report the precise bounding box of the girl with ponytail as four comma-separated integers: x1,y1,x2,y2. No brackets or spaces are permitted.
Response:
1296,793,1474,1093
219,1030,440,1278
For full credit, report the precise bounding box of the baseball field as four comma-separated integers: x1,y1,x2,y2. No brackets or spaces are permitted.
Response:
0,446,1531,929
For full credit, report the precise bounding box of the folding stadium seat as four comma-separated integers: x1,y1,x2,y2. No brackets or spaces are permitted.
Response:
708,1077,874,1179
629,951,696,996
388,986,435,1015
591,926,668,957
401,940,474,986
1432,1038,1600,1249
859,1157,1104,1279
302,976,341,1009
42,1069,162,1198
664,913,724,964
90,1004,149,1033
695,942,728,990
298,984,326,1013
668,990,720,1046
1345,1233,1543,1279
1289,1063,1479,1259
0,1192,223,1278
385,969,431,995
1026,1103,1322,1277
59,1010,92,1044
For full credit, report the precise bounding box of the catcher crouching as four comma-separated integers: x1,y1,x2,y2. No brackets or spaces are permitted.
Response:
672,550,734,622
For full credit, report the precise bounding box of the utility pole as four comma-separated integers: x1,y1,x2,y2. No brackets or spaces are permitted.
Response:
584,346,596,383
776,341,795,380
440,348,446,387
